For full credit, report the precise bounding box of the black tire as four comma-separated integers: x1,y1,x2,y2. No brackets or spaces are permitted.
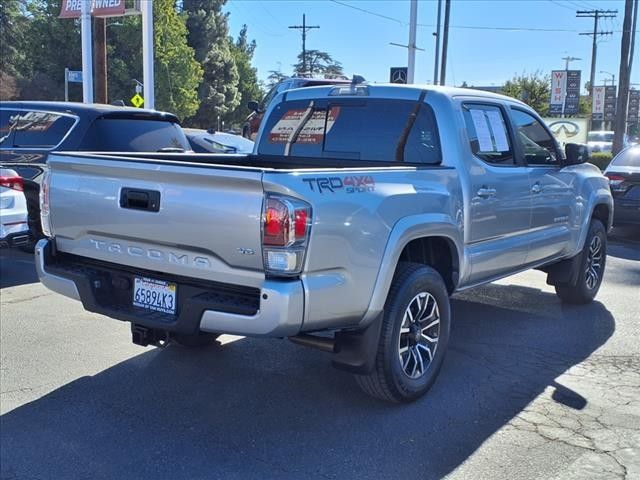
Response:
555,219,607,304
355,262,451,403
171,332,220,348
19,244,35,254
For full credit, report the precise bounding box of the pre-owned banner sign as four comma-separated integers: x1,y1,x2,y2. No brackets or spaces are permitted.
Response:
59,0,125,19
563,70,581,116
549,70,567,116
592,86,605,120
604,86,617,122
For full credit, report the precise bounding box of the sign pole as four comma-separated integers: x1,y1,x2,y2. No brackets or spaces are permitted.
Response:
407,0,418,84
142,0,155,109
80,0,93,103
64,67,69,102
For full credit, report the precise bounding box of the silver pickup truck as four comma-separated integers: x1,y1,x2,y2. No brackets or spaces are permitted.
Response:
36,83,613,402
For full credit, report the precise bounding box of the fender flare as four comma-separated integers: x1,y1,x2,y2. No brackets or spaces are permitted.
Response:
573,190,613,256
358,213,463,327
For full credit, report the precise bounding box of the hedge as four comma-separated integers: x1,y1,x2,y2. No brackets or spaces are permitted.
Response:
589,152,613,170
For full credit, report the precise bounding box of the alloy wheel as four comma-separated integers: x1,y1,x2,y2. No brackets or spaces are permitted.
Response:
398,292,441,379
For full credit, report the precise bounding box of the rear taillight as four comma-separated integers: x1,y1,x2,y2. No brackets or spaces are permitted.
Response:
0,174,24,192
605,173,626,192
39,168,52,237
262,195,311,276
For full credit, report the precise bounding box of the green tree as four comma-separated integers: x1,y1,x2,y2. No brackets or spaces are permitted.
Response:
106,15,144,105
266,70,287,89
153,0,202,119
18,0,82,101
293,49,343,77
183,0,239,128
502,71,551,116
0,0,27,99
225,24,262,128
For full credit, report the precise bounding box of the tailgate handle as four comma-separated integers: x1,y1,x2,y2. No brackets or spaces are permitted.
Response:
120,188,160,212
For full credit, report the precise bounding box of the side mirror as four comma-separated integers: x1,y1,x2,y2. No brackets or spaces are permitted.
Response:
247,101,260,112
564,143,589,166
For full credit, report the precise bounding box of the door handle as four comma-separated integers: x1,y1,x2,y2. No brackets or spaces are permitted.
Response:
531,183,543,194
120,188,161,212
476,187,496,199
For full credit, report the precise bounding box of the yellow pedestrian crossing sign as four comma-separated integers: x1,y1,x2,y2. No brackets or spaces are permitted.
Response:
131,93,144,108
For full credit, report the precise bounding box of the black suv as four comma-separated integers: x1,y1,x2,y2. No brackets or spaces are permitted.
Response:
0,101,189,243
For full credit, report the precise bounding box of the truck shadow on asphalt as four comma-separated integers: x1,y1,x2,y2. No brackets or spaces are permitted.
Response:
0,284,615,480
0,249,38,289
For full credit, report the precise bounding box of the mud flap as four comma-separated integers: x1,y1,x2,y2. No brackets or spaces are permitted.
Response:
544,253,582,287
332,313,383,374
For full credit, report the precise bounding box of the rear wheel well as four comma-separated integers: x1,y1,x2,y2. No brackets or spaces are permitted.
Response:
592,204,610,229
397,237,459,293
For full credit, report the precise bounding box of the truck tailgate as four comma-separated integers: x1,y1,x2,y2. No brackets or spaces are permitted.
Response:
47,154,266,287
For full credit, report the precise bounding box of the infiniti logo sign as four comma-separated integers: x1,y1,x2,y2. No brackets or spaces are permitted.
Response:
89,239,212,269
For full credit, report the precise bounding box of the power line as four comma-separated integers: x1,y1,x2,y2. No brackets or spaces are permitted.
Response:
329,0,405,25
547,0,576,12
418,23,582,32
329,0,629,34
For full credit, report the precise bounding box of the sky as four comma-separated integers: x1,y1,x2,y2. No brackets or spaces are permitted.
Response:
224,0,639,92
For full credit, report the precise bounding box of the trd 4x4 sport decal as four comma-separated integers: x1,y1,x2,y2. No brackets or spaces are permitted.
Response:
302,175,375,194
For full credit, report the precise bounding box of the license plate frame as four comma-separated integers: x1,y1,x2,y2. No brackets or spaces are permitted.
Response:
132,276,177,315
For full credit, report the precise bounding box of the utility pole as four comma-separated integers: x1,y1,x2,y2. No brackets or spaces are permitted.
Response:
142,0,155,109
613,0,638,154
80,0,93,103
289,14,319,75
439,0,451,86
93,17,107,104
600,70,615,87
407,0,418,83
433,0,443,84
577,9,617,97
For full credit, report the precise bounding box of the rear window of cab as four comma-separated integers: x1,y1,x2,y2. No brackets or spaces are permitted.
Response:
0,109,76,149
258,98,441,164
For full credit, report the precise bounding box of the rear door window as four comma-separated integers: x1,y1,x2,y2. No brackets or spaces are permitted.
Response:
258,98,441,164
462,104,514,165
81,119,189,151
3,110,76,149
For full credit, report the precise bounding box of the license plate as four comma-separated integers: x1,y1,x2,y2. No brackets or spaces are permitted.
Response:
133,277,177,315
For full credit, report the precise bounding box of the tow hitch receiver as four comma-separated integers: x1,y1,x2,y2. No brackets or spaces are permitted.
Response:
131,324,170,347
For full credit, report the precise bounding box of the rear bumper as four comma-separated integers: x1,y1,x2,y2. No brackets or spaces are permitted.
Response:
0,230,32,249
35,239,305,337
613,198,640,225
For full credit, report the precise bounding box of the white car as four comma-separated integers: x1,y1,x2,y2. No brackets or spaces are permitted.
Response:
587,130,614,154
587,131,632,154
0,168,30,248
183,128,255,154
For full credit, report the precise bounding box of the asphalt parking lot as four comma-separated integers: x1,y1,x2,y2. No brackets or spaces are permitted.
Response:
1,229,638,480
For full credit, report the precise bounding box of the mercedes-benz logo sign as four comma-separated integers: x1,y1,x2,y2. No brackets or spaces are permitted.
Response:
392,69,407,84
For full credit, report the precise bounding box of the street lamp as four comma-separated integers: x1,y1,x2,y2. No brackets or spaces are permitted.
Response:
562,56,581,70
600,71,615,86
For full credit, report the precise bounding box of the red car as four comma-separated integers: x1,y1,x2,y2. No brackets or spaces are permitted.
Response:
242,77,351,139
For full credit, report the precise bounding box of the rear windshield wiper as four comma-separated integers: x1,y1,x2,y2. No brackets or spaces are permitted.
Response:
395,90,427,162
284,101,316,157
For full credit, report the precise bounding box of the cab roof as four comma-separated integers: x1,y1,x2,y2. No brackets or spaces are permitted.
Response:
282,83,527,106
0,101,180,123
